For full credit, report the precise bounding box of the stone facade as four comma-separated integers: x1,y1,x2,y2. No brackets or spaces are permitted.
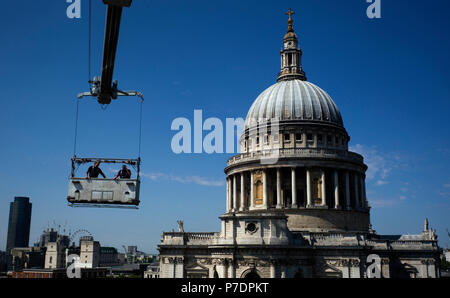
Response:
79,236,100,268
159,214,440,278
158,11,441,278
45,242,67,269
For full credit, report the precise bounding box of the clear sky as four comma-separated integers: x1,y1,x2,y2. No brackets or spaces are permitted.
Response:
0,0,449,253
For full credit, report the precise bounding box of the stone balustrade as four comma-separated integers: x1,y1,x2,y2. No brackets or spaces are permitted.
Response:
227,148,363,167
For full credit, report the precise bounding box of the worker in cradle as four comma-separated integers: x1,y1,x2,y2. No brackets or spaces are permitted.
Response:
113,165,131,180
85,160,106,179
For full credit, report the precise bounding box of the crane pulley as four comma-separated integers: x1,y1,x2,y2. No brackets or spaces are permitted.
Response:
78,0,143,104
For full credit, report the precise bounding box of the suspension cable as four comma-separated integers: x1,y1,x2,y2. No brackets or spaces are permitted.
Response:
138,99,143,158
88,0,92,85
73,98,80,156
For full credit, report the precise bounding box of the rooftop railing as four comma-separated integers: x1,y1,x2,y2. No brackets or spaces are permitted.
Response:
227,148,364,166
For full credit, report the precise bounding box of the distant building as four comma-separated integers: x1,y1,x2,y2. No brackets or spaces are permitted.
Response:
0,251,8,273
10,247,45,271
79,236,100,268
117,253,127,265
144,262,160,278
127,246,137,255
45,241,67,269
6,197,32,254
99,247,119,266
38,228,58,248
110,263,147,278
10,268,108,279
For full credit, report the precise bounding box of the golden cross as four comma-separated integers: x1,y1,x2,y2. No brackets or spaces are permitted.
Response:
285,8,295,20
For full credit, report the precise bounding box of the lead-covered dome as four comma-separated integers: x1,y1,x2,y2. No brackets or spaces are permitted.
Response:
245,80,344,129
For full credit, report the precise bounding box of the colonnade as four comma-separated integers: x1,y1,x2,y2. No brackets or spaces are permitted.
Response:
226,168,367,212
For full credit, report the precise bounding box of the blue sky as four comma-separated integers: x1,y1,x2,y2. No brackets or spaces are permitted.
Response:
0,0,449,253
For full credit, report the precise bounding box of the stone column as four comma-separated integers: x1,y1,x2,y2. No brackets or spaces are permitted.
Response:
233,175,237,212
291,168,297,208
276,169,282,209
229,260,235,278
220,261,228,278
359,176,364,209
172,258,176,278
334,170,340,209
240,173,245,211
345,171,351,209
362,176,367,209
306,169,312,207
250,171,254,209
263,170,268,208
270,262,276,278
281,267,286,278
226,177,230,213
228,177,232,211
354,173,359,209
321,170,326,206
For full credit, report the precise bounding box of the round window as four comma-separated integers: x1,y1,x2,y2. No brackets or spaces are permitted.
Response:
246,222,257,233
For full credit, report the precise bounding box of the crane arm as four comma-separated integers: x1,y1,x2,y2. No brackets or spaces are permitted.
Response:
97,0,132,104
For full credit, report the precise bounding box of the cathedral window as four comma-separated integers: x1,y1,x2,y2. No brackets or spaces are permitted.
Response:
307,133,313,141
295,133,302,141
284,133,290,142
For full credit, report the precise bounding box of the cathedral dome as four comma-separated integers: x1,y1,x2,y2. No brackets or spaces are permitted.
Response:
244,79,344,129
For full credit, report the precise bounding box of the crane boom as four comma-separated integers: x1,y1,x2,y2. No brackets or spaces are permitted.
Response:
76,0,143,104
99,3,123,104
88,0,133,104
